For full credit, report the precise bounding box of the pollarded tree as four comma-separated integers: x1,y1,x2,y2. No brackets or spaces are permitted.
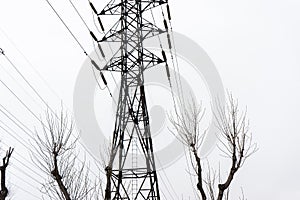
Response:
169,93,257,200
31,109,100,200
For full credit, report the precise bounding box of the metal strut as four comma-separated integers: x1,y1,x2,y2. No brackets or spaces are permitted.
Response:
90,0,169,199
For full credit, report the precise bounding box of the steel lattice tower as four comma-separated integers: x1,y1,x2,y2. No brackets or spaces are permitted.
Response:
90,0,170,199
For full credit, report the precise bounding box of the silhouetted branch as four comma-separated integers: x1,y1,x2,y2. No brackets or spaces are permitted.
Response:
0,147,14,200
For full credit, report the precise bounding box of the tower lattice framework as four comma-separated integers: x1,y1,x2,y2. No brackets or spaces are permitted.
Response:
90,0,170,199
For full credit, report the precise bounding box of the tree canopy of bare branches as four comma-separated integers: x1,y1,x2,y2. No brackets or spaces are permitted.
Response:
169,93,257,200
214,94,256,200
31,109,100,200
169,99,207,199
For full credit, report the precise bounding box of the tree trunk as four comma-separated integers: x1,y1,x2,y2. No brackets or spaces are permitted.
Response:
191,145,206,200
104,166,112,200
52,153,71,200
217,151,238,200
0,167,8,200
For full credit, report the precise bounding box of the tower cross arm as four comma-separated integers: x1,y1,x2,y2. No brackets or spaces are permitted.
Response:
102,48,164,72
98,0,168,16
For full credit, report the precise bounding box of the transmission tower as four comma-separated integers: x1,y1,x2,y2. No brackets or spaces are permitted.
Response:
89,0,172,199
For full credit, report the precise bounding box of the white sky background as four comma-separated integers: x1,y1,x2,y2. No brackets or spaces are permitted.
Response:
0,0,300,199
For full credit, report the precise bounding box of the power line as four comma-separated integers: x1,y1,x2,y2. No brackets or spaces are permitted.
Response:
156,167,176,200
90,0,170,198
0,1,123,197
0,51,108,177
1,46,106,176
0,79,102,177
68,0,91,33
0,112,82,190
10,182,40,199
1,142,44,181
11,161,41,187
0,104,105,189
2,49,106,163
2,2,185,199
2,55,54,114
0,62,43,109
139,12,180,195
87,0,120,91
70,0,119,99
43,0,115,98
0,103,35,140
156,157,180,200
0,143,41,199
0,27,62,102
43,0,89,56
166,8,186,108
2,44,103,184
0,121,33,154
0,79,42,128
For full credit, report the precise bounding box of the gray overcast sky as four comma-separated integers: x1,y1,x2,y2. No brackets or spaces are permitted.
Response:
0,0,300,199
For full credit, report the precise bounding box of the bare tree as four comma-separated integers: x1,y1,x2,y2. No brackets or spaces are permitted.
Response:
214,94,256,200
169,99,207,200
0,147,13,200
31,109,100,200
169,93,257,200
